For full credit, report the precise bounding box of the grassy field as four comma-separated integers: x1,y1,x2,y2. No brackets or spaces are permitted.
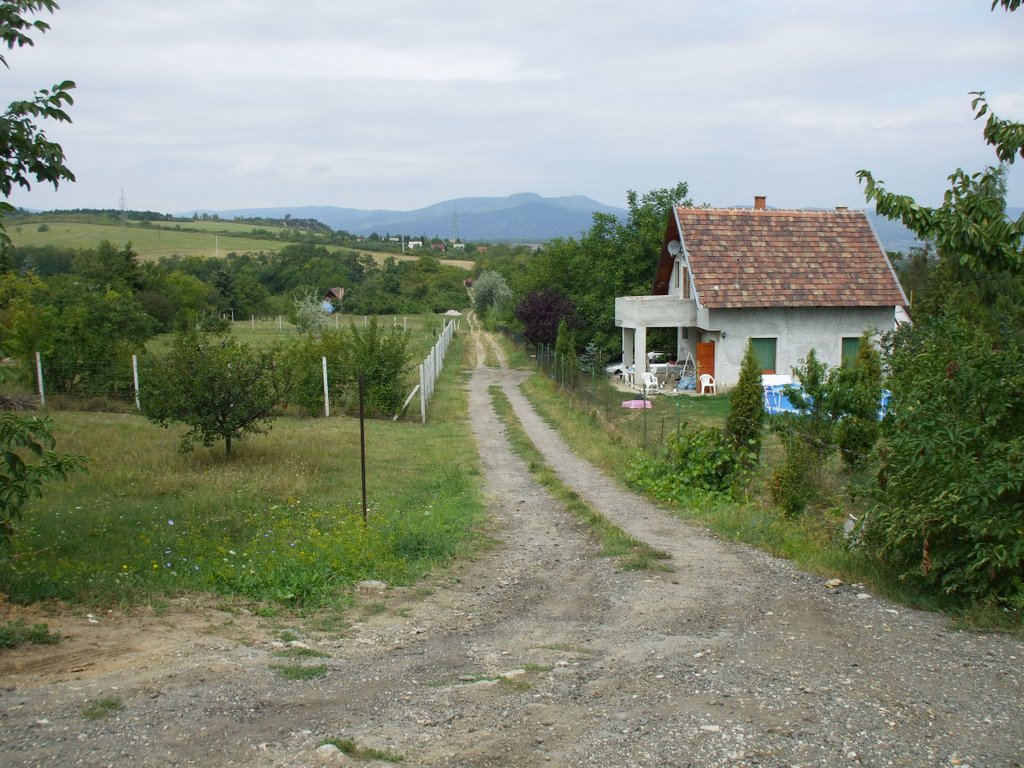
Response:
8,217,474,270
9,220,285,260
0,335,486,610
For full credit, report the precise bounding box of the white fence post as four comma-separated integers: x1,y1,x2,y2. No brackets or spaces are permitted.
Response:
35,351,45,407
419,363,426,423
132,354,141,410
322,356,330,417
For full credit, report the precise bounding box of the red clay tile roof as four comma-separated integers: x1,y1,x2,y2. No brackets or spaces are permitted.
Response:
656,207,907,309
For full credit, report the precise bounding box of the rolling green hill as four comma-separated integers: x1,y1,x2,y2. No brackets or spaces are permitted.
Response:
7,215,473,269
10,218,297,260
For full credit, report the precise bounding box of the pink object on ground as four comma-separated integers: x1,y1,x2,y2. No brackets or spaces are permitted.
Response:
621,400,653,409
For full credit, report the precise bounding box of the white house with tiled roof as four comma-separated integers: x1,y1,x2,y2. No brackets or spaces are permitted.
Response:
614,196,909,389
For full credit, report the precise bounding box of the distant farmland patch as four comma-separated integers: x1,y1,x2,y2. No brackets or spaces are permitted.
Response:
9,218,473,269
9,220,288,260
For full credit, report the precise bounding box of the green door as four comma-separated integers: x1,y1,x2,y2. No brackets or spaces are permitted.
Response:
841,337,861,368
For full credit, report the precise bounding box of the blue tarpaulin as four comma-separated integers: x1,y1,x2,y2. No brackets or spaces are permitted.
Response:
763,385,802,415
763,385,891,419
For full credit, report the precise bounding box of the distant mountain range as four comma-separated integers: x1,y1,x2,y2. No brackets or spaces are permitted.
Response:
192,193,625,243
188,194,1024,253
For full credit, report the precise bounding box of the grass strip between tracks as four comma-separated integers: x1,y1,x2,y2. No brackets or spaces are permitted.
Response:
488,385,671,573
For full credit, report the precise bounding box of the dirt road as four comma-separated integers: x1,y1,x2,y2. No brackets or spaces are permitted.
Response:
1,329,1021,767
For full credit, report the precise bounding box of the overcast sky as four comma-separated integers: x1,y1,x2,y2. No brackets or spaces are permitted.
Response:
5,1,1023,215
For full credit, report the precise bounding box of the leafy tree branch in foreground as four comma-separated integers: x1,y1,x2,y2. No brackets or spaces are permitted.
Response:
857,94,1023,275
1,1,75,242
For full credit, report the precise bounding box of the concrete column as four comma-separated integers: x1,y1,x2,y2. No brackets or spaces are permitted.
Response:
622,327,635,368
633,325,648,378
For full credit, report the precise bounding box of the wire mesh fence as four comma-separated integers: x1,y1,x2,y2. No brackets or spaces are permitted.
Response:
494,327,687,455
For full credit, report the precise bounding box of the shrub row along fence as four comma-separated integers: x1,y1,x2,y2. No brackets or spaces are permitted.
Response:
25,319,458,422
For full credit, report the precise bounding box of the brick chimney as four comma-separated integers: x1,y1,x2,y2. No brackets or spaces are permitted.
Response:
754,195,766,210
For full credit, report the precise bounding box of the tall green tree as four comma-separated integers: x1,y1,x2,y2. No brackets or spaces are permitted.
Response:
5,275,154,397
471,269,512,320
725,341,765,469
832,332,884,471
72,240,143,290
554,317,577,387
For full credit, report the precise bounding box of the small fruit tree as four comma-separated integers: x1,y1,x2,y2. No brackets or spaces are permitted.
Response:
141,331,279,458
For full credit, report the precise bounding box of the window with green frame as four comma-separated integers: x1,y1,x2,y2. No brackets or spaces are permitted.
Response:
750,337,777,374
841,337,861,367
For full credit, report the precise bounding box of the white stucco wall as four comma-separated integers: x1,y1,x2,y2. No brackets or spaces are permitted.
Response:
615,295,698,329
706,306,898,388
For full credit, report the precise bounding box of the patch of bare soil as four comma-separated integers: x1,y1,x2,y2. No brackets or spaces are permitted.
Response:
1,329,1022,768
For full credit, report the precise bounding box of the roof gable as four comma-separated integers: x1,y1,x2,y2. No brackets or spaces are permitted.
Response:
659,206,907,309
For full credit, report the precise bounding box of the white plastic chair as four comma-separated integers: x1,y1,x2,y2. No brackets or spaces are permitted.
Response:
698,373,716,395
640,371,659,396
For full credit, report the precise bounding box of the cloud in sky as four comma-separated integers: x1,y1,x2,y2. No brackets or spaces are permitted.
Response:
5,0,1023,214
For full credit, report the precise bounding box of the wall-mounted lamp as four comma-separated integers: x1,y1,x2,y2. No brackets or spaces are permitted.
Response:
720,331,727,339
